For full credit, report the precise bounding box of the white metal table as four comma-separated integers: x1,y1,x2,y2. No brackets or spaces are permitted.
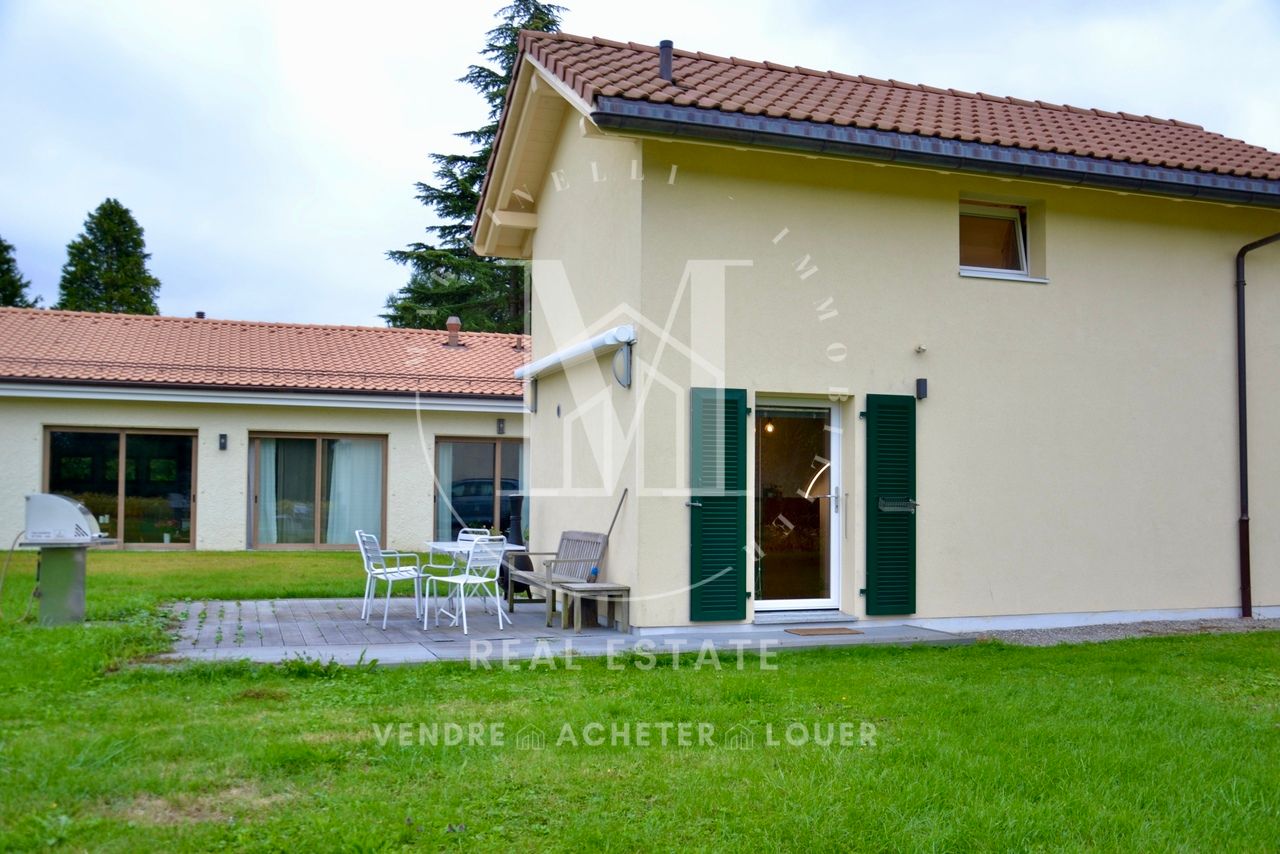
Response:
426,540,527,557
423,540,527,629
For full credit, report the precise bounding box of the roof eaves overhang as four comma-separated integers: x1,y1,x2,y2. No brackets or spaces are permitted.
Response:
475,52,591,259
592,97,1280,209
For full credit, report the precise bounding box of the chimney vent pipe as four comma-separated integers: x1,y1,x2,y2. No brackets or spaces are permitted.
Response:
445,315,462,347
659,40,673,82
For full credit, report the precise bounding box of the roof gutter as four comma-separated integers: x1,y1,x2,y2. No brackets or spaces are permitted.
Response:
0,381,525,413
1234,231,1280,618
591,98,1280,209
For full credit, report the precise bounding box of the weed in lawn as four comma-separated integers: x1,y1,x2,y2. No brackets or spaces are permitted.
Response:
70,736,136,772
234,687,290,702
279,652,377,678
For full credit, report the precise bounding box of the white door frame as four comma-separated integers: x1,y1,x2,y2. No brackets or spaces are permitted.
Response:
753,398,842,611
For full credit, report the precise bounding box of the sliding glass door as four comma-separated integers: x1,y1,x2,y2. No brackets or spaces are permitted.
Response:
251,434,385,548
435,439,524,539
45,428,195,547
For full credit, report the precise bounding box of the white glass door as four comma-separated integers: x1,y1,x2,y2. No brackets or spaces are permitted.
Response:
753,400,841,610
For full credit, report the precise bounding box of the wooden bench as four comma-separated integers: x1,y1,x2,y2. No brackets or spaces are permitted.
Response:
506,530,629,632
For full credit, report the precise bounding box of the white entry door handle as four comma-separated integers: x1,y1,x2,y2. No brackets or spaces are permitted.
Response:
814,493,839,512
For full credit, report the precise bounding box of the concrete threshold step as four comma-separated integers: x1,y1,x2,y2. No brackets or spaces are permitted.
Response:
752,609,856,626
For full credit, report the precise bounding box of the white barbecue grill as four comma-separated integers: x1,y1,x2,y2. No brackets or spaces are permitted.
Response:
20,494,115,625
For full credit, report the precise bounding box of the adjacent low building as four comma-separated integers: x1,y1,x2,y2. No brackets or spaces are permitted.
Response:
0,308,527,551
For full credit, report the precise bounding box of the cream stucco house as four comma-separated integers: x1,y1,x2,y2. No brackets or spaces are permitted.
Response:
0,309,526,552
476,31,1280,631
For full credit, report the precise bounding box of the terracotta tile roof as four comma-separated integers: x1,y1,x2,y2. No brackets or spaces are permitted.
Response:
0,308,528,398
521,31,1280,181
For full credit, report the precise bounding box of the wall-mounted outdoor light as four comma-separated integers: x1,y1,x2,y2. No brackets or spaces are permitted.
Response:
916,379,928,400
497,418,506,435
218,433,228,450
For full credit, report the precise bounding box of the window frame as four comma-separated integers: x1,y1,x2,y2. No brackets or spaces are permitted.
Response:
249,431,388,550
42,426,198,550
433,437,526,540
958,201,1031,280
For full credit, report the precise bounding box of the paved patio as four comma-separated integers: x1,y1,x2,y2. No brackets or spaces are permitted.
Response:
163,597,969,665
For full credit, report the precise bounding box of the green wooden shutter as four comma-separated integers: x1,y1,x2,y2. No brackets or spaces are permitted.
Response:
690,387,747,621
865,394,917,615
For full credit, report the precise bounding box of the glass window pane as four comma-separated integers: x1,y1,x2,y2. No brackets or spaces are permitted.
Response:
754,408,832,601
498,441,523,539
124,434,193,544
257,438,316,545
436,441,496,538
47,431,119,540
960,213,1023,271
320,438,384,545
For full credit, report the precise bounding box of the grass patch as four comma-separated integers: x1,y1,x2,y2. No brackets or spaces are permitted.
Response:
0,551,1277,850
1,550,368,620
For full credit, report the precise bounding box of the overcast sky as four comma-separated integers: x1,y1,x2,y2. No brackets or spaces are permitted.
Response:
1,0,1277,326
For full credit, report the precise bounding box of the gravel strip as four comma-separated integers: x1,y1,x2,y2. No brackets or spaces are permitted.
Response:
964,617,1280,647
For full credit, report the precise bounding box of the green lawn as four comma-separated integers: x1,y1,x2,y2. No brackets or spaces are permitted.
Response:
0,552,1277,851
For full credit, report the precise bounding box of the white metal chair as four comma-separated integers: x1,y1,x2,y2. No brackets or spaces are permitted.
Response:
422,526,489,577
428,535,510,634
356,530,423,629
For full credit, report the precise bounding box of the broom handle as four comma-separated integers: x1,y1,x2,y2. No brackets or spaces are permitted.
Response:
606,488,628,539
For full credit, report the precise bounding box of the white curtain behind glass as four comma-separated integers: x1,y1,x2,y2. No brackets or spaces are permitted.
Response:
324,439,383,544
434,442,453,540
257,439,278,544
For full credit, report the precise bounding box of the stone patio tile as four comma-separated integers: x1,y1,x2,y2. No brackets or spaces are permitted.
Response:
164,597,970,665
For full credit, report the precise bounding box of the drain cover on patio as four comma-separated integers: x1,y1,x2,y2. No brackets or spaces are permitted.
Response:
784,627,864,636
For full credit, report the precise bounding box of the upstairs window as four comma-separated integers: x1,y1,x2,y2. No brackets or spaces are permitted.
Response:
959,201,1027,276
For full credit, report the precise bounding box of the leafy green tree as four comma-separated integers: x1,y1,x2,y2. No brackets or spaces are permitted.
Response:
384,1,564,332
0,235,39,308
56,198,161,314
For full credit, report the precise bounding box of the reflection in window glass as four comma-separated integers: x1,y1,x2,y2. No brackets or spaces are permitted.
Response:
435,440,524,539
48,432,119,540
499,442,523,539
46,430,195,545
125,434,194,544
435,441,496,538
